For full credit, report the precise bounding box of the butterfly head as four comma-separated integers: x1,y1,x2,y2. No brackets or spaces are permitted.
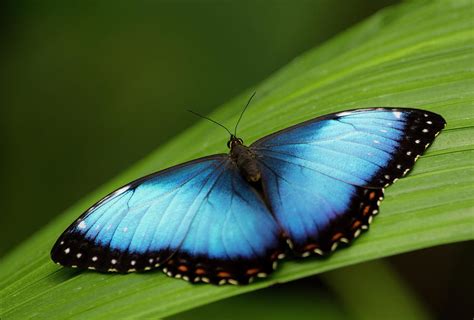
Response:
227,135,244,149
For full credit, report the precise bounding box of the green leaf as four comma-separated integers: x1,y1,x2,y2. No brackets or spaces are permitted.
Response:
1,0,473,318
174,260,433,320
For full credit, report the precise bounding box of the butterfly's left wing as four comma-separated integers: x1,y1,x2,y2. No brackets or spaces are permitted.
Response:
51,155,285,285
251,108,445,256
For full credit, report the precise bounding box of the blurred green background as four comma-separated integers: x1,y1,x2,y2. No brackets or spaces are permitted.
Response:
0,0,397,258
0,1,471,319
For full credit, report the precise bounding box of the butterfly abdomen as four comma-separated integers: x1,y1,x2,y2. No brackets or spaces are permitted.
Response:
230,143,261,183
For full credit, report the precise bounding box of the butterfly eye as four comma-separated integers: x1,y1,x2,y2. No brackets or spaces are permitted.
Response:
238,138,244,144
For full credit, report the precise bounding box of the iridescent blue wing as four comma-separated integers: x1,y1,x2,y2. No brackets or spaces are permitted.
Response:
251,108,445,256
51,155,284,285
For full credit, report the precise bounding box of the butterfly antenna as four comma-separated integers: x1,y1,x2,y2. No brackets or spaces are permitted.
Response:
234,91,256,136
187,109,233,136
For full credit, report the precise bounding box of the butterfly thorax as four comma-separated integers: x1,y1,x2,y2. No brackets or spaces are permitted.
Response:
229,137,261,183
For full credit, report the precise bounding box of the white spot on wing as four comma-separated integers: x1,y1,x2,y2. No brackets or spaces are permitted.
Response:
393,111,402,119
78,221,87,229
272,261,278,270
114,185,130,196
314,248,324,255
337,111,352,116
228,279,239,285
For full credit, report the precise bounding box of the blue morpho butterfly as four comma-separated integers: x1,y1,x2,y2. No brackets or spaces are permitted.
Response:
51,94,446,285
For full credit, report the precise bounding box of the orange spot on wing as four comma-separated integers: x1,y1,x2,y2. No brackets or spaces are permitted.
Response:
369,192,376,200
246,268,259,276
217,271,231,278
178,265,188,273
331,232,343,242
352,220,361,229
303,243,318,251
362,206,371,216
195,268,206,275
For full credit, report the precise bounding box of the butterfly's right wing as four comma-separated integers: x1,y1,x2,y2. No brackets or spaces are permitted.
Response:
250,108,445,256
51,155,284,284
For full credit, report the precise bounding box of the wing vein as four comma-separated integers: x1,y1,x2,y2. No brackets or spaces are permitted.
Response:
259,149,368,186
170,159,228,254
231,175,264,258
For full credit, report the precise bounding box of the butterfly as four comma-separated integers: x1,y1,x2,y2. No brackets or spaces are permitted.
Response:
51,98,445,285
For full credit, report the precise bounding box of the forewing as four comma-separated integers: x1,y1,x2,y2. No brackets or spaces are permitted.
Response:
251,108,445,255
